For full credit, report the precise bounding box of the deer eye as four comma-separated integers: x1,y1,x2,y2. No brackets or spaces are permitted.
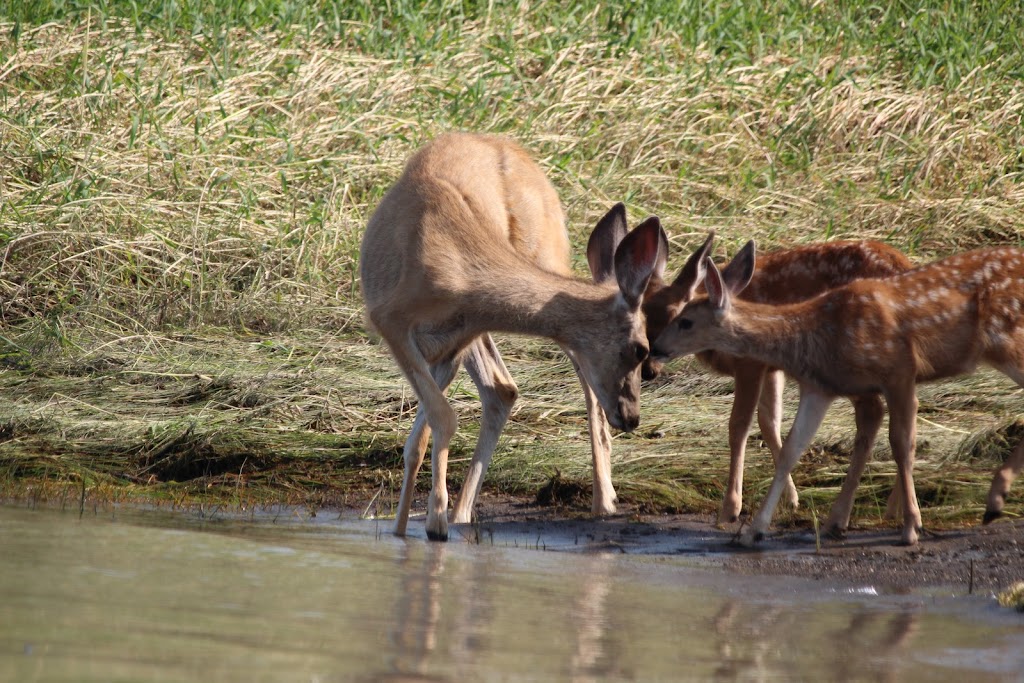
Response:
632,343,649,363
677,318,694,330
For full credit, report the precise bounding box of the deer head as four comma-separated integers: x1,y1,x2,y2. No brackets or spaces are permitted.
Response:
580,203,665,431
638,230,716,379
650,240,756,362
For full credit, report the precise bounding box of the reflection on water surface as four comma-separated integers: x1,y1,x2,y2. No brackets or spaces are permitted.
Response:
1,504,1021,682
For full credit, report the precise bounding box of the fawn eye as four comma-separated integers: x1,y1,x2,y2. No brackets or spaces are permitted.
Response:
677,318,694,330
633,343,649,363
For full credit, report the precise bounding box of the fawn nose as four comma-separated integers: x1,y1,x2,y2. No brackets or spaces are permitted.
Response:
641,358,663,381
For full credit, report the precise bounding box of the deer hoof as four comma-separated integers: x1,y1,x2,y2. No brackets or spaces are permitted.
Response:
736,530,765,548
982,509,1003,525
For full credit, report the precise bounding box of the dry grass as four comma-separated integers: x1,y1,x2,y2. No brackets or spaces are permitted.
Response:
998,582,1024,611
1,8,1022,529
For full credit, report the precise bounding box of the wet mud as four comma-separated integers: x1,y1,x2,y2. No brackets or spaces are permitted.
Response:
406,493,1024,593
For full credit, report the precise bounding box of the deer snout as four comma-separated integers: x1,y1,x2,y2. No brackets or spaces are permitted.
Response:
611,399,640,433
641,358,664,381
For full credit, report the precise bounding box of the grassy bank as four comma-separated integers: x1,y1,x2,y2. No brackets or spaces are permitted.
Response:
1,1,1022,529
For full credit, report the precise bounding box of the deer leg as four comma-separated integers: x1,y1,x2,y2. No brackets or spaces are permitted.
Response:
885,384,923,546
757,369,799,510
884,485,904,520
392,354,465,535
720,362,767,524
824,394,885,537
451,335,519,524
565,348,617,516
985,366,1024,523
884,399,907,521
387,334,460,541
741,388,834,546
394,409,431,538
985,436,1024,523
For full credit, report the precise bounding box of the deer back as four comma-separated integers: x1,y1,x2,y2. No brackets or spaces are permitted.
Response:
655,244,1024,396
360,133,572,319
830,247,1024,384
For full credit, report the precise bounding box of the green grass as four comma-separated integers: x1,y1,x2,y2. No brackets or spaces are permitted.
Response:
0,1,1022,529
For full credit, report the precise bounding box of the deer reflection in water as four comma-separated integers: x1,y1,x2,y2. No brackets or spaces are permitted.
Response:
381,544,622,683
711,599,918,682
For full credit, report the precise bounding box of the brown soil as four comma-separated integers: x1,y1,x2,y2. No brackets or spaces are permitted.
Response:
430,493,1024,593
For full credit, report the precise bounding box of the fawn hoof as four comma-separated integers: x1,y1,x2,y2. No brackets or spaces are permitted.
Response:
824,526,847,541
426,529,449,542
982,509,1003,525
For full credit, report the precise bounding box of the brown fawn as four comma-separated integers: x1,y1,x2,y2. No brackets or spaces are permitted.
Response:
641,233,912,525
651,241,1024,546
360,132,662,541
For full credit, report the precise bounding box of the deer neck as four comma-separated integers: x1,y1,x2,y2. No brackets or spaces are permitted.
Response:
469,265,619,347
719,299,822,375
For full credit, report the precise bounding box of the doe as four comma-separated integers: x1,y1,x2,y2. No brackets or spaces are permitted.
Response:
360,132,662,541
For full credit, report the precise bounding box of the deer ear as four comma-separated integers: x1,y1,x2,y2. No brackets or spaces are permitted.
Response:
614,216,662,309
670,230,715,299
653,223,669,280
720,240,755,295
703,257,731,313
587,203,629,283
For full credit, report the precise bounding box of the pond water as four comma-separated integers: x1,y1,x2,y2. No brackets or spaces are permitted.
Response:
1,503,1022,682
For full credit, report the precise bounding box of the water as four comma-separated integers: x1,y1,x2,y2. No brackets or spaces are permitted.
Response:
1,504,1022,682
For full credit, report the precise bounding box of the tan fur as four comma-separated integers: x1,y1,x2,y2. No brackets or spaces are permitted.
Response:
653,244,1024,546
643,236,912,525
360,132,661,540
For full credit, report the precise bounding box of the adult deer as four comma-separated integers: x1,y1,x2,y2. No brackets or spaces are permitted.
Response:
641,234,912,525
360,132,662,541
651,242,1024,546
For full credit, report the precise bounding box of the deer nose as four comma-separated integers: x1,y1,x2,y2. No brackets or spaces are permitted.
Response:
614,399,640,433
641,359,663,381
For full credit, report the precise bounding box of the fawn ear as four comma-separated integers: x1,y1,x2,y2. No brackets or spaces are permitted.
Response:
703,257,731,313
614,216,662,309
653,223,670,280
587,202,629,283
670,230,715,300
720,240,755,295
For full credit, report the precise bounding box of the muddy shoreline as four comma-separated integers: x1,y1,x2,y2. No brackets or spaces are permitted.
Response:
412,493,1024,593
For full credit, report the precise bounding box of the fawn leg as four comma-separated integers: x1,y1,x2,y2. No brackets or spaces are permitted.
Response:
741,387,833,546
757,369,799,509
885,383,923,546
824,394,885,537
720,361,767,524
